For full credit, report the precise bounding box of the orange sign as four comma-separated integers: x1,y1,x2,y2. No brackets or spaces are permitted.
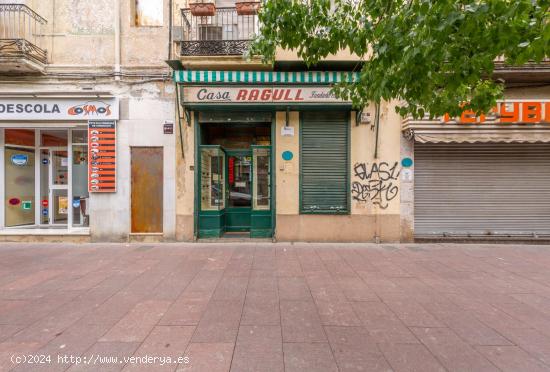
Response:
443,101,550,124
88,120,116,193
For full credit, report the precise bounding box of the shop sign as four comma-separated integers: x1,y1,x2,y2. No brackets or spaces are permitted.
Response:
10,154,28,166
21,201,32,210
0,98,119,120
163,121,174,134
281,126,295,136
228,157,235,185
183,86,349,104
88,120,116,193
443,100,550,124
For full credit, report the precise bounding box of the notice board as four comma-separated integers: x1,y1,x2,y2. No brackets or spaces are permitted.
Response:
88,120,116,192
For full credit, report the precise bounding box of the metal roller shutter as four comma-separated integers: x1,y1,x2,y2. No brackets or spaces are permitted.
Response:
300,111,349,214
415,143,550,237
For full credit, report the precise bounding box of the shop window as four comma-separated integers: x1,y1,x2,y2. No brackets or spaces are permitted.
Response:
200,147,225,211
4,146,35,227
133,0,163,27
300,111,350,214
5,129,34,147
252,147,270,210
41,130,68,147
72,129,88,144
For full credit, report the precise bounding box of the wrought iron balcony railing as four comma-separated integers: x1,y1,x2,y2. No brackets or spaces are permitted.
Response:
179,7,258,56
0,4,47,65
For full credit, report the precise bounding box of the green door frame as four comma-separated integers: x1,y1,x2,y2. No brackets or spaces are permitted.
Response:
194,111,275,239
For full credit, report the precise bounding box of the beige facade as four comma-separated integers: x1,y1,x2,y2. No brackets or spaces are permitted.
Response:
0,0,176,241
2,0,548,242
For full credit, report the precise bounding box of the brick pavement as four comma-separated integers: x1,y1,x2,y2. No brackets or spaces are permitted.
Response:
0,243,550,371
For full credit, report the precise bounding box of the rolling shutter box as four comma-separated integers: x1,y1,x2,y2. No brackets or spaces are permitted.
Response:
300,111,350,214
415,143,550,237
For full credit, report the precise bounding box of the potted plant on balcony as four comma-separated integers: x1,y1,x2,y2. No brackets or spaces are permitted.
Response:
189,0,216,16
235,1,260,15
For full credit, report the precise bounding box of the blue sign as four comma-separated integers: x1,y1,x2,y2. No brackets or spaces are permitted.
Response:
11,154,28,166
42,208,48,216
282,151,293,161
401,157,413,168
41,158,49,165
72,199,80,208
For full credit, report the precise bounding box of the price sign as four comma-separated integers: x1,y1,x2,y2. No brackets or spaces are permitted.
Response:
88,120,116,192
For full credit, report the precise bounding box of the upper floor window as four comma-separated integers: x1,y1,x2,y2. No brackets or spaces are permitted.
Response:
134,0,163,27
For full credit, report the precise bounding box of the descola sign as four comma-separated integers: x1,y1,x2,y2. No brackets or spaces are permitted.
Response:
0,98,119,120
184,86,348,104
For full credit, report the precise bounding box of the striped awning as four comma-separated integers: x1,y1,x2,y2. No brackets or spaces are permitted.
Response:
173,70,360,84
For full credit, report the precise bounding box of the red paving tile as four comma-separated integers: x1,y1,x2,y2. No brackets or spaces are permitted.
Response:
178,342,233,372
1,242,550,371
280,300,326,342
411,327,499,371
475,345,550,372
230,325,283,372
283,342,339,372
378,343,445,372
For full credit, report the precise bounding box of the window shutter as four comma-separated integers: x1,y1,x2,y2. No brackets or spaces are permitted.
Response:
300,111,349,214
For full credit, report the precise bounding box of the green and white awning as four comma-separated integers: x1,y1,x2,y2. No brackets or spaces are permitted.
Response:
174,70,360,84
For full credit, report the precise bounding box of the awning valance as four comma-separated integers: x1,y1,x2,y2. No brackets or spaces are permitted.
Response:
403,122,550,144
173,70,360,85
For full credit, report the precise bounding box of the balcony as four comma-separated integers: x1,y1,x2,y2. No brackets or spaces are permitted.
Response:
179,7,258,57
0,3,47,74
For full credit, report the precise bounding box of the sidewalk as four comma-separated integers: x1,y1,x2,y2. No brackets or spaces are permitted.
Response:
1,242,550,371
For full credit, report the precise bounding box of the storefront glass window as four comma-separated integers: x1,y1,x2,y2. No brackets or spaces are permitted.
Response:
5,129,35,147
72,145,89,226
72,130,88,144
229,155,252,208
200,147,225,211
41,130,68,147
252,147,270,210
4,145,35,227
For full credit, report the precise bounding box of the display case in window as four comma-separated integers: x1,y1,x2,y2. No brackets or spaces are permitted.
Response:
200,146,225,211
252,146,270,210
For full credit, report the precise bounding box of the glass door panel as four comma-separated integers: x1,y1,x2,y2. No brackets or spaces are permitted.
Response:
252,147,270,210
72,145,89,226
52,189,68,224
40,149,50,224
200,146,225,211
51,150,68,185
228,154,252,207
4,146,35,227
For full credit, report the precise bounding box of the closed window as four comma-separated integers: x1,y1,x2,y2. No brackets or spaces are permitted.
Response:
300,111,350,214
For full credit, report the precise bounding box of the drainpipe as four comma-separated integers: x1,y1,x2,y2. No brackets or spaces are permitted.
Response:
168,0,173,60
114,0,121,81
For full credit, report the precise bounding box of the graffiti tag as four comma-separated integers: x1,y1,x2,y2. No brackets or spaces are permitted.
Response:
351,162,400,209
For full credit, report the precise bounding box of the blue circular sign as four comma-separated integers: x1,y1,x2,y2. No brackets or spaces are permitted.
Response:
282,151,293,161
401,157,413,168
